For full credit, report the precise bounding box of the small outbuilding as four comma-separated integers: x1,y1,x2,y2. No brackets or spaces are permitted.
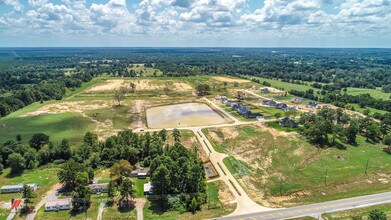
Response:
306,101,318,108
144,182,153,195
291,97,304,104
45,198,71,211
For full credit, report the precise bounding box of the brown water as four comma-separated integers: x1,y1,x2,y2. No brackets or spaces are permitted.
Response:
146,103,226,128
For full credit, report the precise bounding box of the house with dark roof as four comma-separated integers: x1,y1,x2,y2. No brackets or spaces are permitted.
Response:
291,97,304,104
306,101,318,108
131,168,150,179
260,88,270,93
279,118,299,128
262,99,277,106
235,104,251,115
243,112,263,119
283,106,297,112
88,183,108,194
275,103,288,109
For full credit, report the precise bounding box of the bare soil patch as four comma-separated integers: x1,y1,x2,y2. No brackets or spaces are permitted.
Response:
21,101,113,117
85,79,193,93
213,77,250,83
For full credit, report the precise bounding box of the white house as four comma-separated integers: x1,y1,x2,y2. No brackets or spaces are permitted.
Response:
1,183,37,194
143,182,153,195
45,198,71,211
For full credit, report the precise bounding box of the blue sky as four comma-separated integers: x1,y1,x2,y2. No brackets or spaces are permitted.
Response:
0,0,390,47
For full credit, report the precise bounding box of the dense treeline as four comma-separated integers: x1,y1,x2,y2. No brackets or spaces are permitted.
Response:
0,128,206,213
299,107,391,152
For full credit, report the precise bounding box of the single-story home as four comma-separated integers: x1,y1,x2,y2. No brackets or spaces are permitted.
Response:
131,168,150,179
88,183,108,194
262,99,277,106
45,198,71,211
279,118,299,128
306,101,318,108
275,103,288,109
260,88,270,93
291,97,304,104
233,103,251,115
283,106,297,112
243,112,263,119
144,182,153,195
1,183,37,194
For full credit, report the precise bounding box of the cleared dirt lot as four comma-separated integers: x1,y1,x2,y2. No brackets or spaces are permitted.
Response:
213,76,250,83
85,79,193,93
204,124,391,207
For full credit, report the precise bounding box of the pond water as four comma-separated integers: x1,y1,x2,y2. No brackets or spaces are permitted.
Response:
146,103,226,128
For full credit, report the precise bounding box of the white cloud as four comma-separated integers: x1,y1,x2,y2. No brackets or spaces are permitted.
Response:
0,0,23,12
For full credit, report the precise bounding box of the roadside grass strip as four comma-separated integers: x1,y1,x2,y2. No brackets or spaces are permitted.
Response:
223,156,252,177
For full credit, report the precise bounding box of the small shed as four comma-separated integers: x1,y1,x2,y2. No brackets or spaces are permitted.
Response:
144,182,153,195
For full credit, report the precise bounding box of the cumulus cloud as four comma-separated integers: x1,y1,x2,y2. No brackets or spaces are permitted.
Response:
0,0,390,44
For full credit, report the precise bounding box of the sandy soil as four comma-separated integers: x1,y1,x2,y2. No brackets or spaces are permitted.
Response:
85,79,193,93
21,101,113,117
213,76,250,83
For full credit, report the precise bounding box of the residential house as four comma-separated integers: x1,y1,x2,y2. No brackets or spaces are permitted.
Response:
243,112,263,119
262,99,277,106
1,183,37,194
144,182,153,195
260,88,270,93
291,97,304,104
283,106,297,112
306,101,318,108
234,104,251,115
88,183,108,194
45,198,71,211
279,118,299,128
275,103,288,109
131,168,150,179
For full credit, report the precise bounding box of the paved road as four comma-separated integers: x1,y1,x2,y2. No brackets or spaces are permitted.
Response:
194,128,272,215
26,183,62,220
215,192,391,220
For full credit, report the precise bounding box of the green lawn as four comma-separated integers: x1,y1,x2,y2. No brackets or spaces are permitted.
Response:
251,76,321,93
85,104,134,130
0,167,59,205
102,203,137,220
0,112,95,145
266,121,301,132
35,194,106,220
322,202,391,220
346,103,388,116
134,178,149,198
223,156,251,177
204,124,391,207
346,87,390,100
0,208,8,220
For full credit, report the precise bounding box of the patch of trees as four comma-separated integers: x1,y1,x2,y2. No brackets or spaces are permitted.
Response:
299,107,390,149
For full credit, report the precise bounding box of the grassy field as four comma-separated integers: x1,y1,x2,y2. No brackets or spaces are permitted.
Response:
102,202,137,220
346,87,390,100
0,167,59,205
266,121,301,132
134,178,149,198
322,203,391,220
346,103,388,116
204,124,391,207
223,156,252,177
251,76,321,93
128,64,163,76
0,111,95,145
